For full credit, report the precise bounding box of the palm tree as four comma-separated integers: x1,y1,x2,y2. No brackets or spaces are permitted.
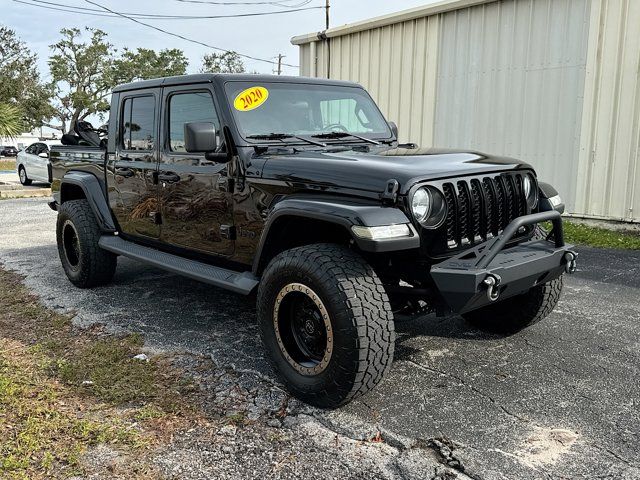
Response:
0,103,23,138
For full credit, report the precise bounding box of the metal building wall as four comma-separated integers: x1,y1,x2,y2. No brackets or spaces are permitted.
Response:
297,16,440,145
434,0,591,213
294,0,640,222
575,0,640,222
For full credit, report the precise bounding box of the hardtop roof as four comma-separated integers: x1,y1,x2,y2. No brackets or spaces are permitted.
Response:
112,73,360,93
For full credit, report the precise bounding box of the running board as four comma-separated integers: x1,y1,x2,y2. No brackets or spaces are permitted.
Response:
98,235,259,295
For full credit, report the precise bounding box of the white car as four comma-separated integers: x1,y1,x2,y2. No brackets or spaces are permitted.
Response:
16,142,58,185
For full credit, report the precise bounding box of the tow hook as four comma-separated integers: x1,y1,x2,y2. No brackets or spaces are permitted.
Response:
564,251,578,274
483,274,501,302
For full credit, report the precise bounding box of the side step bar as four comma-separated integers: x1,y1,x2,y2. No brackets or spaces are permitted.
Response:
98,235,259,295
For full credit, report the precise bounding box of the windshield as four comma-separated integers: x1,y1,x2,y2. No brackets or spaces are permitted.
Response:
224,81,392,142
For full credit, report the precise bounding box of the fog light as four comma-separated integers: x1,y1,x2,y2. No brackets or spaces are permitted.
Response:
351,224,413,240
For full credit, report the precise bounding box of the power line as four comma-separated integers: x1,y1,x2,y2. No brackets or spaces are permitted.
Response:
14,0,323,20
83,0,299,68
13,0,117,17
176,0,312,5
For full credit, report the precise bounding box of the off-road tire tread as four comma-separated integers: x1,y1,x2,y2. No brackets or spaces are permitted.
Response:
57,199,116,288
257,243,395,407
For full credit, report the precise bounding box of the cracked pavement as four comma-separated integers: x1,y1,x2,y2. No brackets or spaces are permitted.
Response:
1,198,639,479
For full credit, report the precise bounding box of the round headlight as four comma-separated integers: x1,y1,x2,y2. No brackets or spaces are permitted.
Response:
523,173,538,209
411,186,447,228
523,175,531,198
411,187,431,223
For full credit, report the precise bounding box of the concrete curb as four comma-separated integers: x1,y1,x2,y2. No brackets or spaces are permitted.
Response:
0,188,51,199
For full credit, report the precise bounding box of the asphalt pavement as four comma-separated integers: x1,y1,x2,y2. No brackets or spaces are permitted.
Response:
0,198,638,480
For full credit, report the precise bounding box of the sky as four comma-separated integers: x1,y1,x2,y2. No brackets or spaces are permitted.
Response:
2,0,439,78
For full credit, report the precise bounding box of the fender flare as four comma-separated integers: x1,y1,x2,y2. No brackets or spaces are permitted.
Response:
59,171,116,232
252,195,420,274
538,181,565,214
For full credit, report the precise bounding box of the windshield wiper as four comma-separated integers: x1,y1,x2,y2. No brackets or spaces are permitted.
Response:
311,131,380,145
246,133,326,147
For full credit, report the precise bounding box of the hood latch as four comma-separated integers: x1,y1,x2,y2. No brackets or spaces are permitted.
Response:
381,179,399,205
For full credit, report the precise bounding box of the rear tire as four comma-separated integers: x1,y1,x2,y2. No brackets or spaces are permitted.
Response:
56,199,117,288
18,165,32,186
257,243,395,408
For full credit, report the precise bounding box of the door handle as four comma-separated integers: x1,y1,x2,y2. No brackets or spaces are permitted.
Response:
157,172,180,183
115,167,134,178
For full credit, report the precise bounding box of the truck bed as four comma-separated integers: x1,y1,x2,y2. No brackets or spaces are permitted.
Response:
49,145,106,198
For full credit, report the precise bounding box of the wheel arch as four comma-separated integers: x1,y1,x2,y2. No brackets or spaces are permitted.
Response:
59,172,116,232
252,195,419,275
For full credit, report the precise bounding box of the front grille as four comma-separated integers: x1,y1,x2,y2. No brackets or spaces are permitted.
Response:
442,173,529,250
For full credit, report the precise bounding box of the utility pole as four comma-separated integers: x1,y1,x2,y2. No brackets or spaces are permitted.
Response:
325,0,330,29
273,54,284,75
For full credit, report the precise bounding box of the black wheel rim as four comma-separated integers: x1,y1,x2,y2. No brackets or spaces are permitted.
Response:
273,283,333,376
62,220,81,269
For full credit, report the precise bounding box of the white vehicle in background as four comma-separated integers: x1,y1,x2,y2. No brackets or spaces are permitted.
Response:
16,141,59,185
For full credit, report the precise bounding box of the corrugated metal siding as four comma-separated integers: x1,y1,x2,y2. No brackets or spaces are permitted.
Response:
575,0,640,221
295,0,640,222
299,16,440,144
434,0,591,213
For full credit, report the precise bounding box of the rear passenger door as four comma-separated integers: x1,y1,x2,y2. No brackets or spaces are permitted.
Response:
157,85,234,256
110,90,161,239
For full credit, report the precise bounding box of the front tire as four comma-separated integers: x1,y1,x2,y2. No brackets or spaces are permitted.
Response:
18,165,32,186
462,276,563,334
463,224,564,334
56,199,117,288
257,244,395,408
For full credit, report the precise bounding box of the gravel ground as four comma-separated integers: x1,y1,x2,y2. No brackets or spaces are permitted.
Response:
1,198,639,480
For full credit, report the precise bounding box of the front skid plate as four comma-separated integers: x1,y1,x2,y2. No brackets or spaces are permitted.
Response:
430,239,575,314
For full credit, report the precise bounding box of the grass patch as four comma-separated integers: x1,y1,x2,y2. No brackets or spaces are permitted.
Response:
0,160,15,171
545,221,640,250
0,343,142,478
0,267,202,478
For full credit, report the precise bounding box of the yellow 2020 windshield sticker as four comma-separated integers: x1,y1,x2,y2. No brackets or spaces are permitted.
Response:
234,86,269,111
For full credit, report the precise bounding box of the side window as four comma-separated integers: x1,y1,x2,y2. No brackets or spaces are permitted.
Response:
25,145,35,154
168,91,220,152
319,98,370,133
121,96,156,151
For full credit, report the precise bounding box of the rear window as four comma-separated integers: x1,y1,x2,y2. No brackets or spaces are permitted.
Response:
121,96,156,151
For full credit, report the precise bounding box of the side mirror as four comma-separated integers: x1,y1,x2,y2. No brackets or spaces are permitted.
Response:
388,121,398,139
184,122,217,153
38,152,49,159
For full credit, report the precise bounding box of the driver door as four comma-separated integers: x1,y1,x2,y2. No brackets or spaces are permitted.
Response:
157,85,234,256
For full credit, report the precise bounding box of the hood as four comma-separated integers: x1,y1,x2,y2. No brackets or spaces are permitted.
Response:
259,146,533,195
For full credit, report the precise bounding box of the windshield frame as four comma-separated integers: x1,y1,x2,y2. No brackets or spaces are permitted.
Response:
223,80,394,146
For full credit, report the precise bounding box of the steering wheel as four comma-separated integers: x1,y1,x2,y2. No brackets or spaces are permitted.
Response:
324,123,349,133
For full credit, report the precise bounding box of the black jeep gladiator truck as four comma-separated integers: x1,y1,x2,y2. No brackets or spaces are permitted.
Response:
49,74,576,408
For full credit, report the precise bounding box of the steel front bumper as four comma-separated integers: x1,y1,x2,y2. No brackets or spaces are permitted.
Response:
430,211,577,315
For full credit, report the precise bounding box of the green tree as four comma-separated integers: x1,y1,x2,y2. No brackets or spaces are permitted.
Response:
0,26,53,130
112,48,188,83
200,51,246,74
47,28,189,133
0,103,23,138
47,28,115,133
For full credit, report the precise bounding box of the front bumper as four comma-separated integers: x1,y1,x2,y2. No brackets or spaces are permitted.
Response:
430,211,577,314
